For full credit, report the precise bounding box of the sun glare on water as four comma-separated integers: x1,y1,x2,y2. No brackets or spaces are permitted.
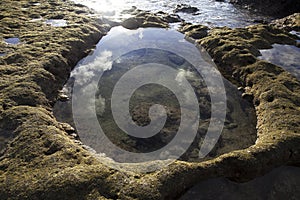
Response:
74,0,133,19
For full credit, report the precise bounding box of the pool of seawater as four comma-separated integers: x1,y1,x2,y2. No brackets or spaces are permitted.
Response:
4,37,21,45
259,44,300,80
53,26,257,163
72,0,272,28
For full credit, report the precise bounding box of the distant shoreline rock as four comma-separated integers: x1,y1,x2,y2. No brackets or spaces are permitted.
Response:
174,4,199,14
228,0,300,17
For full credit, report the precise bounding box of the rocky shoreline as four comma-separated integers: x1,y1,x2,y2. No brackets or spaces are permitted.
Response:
0,0,300,199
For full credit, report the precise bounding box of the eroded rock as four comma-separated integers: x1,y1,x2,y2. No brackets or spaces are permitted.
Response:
270,12,300,32
179,23,209,39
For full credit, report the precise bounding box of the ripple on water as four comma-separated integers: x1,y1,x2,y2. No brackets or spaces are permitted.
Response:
259,44,300,80
72,0,272,28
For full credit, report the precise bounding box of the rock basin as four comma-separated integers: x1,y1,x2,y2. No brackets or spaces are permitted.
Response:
53,26,257,164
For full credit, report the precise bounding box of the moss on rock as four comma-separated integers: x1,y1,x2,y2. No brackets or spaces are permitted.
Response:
121,8,182,29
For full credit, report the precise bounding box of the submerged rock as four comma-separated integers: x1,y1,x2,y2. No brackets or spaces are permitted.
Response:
174,4,199,14
86,46,257,162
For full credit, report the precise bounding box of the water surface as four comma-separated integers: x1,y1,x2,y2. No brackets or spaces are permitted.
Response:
45,19,68,27
4,38,21,45
53,26,257,162
72,0,271,27
259,44,300,80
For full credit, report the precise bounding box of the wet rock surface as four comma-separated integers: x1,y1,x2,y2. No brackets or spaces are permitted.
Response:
0,0,300,200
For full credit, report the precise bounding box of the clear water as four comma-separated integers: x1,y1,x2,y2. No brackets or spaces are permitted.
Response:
53,26,257,163
290,30,300,38
259,44,300,80
4,37,21,45
72,0,271,28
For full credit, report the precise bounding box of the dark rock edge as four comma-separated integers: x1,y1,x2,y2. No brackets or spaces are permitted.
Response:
228,0,300,18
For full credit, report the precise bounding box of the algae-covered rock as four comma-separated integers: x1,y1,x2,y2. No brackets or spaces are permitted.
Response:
121,7,182,29
179,24,209,39
270,12,300,31
0,1,114,198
